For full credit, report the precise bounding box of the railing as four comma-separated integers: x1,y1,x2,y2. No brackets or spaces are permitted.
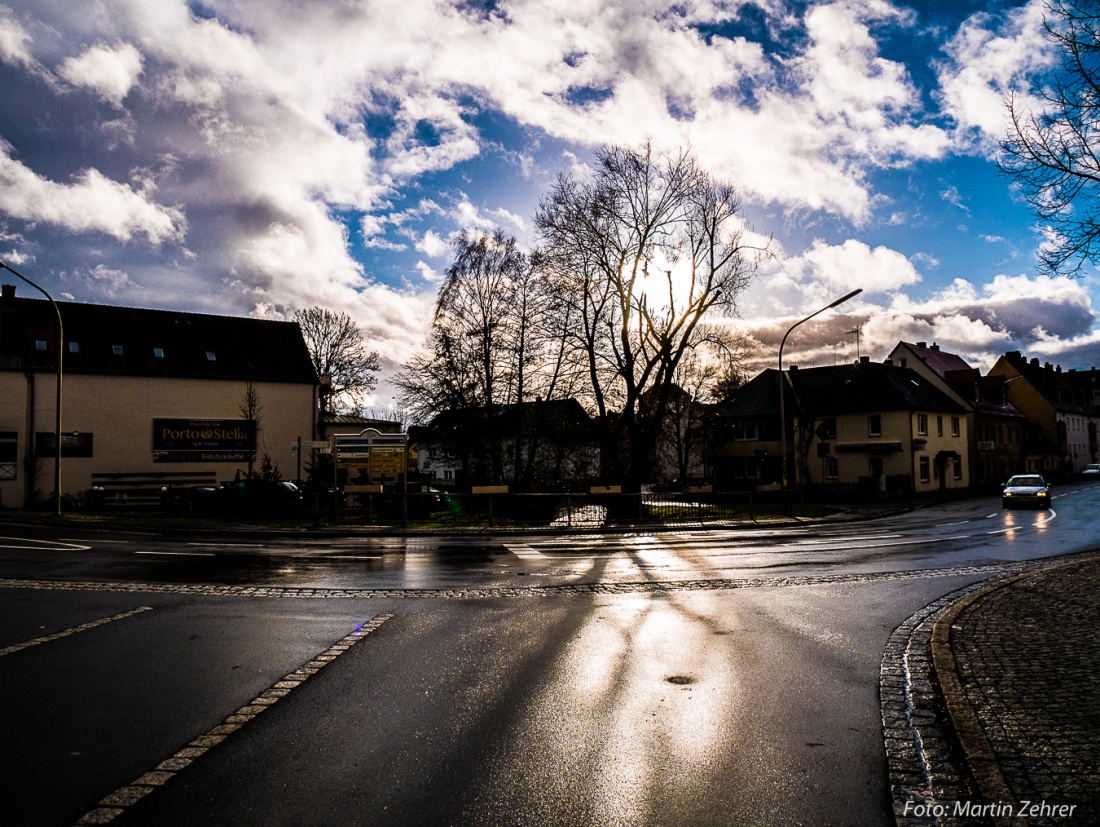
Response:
332,490,847,529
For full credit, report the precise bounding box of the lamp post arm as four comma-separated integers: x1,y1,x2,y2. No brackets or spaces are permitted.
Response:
0,260,64,516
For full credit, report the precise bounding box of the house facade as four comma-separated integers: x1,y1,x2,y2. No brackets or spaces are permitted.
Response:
411,399,600,492
888,341,1028,489
0,285,319,508
988,351,1096,475
712,358,969,495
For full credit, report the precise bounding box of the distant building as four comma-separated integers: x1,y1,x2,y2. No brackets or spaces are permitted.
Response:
889,342,1028,488
712,358,969,496
988,351,1096,475
411,399,599,492
0,285,318,508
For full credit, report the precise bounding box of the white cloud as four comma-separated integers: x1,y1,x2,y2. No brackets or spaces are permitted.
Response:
788,238,922,297
59,43,144,106
0,5,37,70
416,229,449,258
0,141,184,244
936,0,1054,150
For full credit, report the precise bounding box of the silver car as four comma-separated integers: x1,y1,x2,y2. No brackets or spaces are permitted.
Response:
1002,474,1051,509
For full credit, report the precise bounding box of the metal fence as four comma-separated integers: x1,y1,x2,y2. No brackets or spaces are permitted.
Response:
329,489,860,529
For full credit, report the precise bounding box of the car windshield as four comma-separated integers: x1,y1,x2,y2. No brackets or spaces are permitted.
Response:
1007,476,1044,487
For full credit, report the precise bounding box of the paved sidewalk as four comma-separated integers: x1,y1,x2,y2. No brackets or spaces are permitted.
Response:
935,558,1100,825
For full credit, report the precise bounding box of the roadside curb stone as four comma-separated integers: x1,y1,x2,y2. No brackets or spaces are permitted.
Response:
882,551,1100,826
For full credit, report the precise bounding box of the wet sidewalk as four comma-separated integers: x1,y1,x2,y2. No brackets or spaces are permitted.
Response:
933,558,1100,825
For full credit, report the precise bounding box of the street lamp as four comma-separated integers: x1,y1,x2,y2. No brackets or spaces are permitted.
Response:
778,288,862,504
0,260,63,517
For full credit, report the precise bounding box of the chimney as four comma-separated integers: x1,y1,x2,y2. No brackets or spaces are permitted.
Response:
1031,358,1040,368
917,341,927,349
789,364,798,372
1,284,14,301
860,355,870,364
931,342,940,351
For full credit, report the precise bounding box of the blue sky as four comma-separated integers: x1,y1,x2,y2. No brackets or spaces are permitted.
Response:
2,0,1098,405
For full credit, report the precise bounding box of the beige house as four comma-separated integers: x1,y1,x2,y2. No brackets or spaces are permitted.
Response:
0,285,319,508
712,359,970,496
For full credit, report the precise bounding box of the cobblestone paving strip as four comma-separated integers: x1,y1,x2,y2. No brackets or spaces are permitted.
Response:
943,559,1100,827
882,550,1100,827
0,606,153,657
73,613,394,826
881,579,1011,827
0,556,1086,601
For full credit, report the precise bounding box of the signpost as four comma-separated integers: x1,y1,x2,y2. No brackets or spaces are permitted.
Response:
334,429,410,525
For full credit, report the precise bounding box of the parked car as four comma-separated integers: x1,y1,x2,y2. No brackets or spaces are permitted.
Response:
195,479,303,516
1082,463,1100,479
1001,474,1051,509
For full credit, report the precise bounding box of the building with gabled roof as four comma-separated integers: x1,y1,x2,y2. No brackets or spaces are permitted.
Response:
0,284,319,508
711,358,969,496
988,351,1096,475
411,398,599,492
889,341,1029,488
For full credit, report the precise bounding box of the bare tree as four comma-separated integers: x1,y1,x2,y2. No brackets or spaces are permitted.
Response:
395,230,582,489
535,141,768,489
238,381,262,478
1001,1,1100,274
294,307,380,413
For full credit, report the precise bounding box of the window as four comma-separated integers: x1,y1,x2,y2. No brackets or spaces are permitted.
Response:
35,339,47,351
951,416,960,437
112,345,124,355
153,347,165,358
953,458,962,481
206,351,217,361
868,415,882,437
919,456,930,483
917,414,928,435
0,432,16,480
937,416,943,437
733,421,758,441
69,341,80,353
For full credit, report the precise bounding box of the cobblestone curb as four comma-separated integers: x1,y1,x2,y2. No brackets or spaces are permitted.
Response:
935,557,1100,827
882,577,1014,827
0,557,1073,601
882,550,1100,827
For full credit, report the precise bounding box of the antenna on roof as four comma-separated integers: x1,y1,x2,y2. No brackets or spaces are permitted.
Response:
847,326,862,362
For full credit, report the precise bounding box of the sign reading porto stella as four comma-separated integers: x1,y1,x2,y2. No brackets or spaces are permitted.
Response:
152,418,255,463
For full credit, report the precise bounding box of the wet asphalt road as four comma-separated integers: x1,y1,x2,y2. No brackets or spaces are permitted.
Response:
0,485,1097,826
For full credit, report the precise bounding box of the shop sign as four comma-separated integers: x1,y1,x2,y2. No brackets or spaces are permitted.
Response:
153,418,255,463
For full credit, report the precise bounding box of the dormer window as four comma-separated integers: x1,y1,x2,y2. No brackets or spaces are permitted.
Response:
153,348,165,359
112,345,124,355
206,351,216,361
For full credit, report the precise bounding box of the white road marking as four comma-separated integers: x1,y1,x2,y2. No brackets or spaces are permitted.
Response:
75,614,393,826
136,551,216,557
0,535,91,552
0,606,153,657
505,544,546,559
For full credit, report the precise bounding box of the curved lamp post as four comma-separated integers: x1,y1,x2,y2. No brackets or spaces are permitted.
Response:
0,260,63,517
778,289,862,502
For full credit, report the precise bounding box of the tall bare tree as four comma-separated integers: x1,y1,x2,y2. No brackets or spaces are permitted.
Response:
1001,1,1100,274
294,307,380,413
395,230,582,489
535,141,768,489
